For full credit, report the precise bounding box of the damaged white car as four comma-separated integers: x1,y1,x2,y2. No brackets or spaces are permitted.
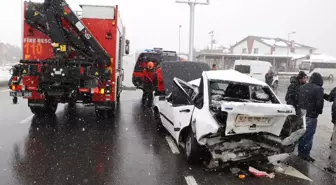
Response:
153,62,306,166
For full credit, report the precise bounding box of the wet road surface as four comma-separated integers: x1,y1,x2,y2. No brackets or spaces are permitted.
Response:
0,87,336,185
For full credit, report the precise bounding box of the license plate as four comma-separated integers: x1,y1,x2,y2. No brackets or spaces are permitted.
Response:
10,91,32,98
235,115,272,126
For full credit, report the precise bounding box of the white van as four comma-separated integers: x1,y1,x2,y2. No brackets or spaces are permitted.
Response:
233,60,279,89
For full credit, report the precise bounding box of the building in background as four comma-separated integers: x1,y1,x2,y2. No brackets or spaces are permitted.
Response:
230,36,316,55
196,36,318,72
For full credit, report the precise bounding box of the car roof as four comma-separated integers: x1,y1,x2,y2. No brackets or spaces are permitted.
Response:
204,70,267,86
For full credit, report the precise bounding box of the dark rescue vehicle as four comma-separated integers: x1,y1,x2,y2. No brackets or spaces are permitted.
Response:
132,48,178,89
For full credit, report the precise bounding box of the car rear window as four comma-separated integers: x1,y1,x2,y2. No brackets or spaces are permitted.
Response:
209,80,279,104
234,65,250,74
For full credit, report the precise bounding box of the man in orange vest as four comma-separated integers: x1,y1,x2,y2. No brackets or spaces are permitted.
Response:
154,65,165,96
142,61,155,107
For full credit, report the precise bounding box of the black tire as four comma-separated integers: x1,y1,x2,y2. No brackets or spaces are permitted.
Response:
45,98,58,114
12,97,18,104
154,108,163,131
28,98,58,115
185,128,202,164
95,108,105,119
106,103,117,118
30,106,41,115
141,93,146,105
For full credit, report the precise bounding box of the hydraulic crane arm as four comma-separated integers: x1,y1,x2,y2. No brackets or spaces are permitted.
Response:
25,0,111,67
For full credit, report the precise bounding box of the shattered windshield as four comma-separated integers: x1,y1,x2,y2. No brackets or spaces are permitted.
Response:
209,80,275,103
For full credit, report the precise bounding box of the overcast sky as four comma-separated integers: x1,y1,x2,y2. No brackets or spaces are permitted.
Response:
0,0,335,55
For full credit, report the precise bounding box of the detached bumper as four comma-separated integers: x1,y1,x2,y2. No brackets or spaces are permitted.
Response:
205,129,305,163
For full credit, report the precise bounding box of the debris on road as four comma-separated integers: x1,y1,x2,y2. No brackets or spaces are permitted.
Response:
248,166,275,178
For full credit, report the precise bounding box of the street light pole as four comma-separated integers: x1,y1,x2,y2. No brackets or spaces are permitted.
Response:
209,30,214,50
179,25,182,54
176,0,210,61
287,31,296,71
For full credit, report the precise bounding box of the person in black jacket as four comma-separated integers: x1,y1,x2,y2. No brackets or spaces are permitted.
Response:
323,88,336,173
298,72,324,162
285,71,308,115
265,69,274,86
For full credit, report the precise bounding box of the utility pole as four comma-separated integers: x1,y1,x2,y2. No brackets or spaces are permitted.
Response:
176,0,210,61
209,30,215,50
179,25,182,54
287,31,296,71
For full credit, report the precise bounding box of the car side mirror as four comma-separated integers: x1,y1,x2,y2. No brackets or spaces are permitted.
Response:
125,39,130,55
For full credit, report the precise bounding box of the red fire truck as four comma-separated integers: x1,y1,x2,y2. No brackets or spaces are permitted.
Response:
8,0,130,118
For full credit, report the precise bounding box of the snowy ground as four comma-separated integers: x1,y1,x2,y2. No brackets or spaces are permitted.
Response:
0,65,11,84
122,55,135,87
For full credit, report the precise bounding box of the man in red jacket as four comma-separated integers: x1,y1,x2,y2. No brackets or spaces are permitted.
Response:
142,61,155,106
154,65,165,96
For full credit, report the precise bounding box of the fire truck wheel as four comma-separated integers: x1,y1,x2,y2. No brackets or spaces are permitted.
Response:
30,106,42,115
117,94,121,102
107,103,117,118
28,99,57,115
45,98,58,114
95,108,105,118
12,97,18,104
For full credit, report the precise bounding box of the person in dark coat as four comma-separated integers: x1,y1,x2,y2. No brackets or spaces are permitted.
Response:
142,62,156,107
265,69,274,86
285,71,308,115
298,72,324,162
323,88,336,173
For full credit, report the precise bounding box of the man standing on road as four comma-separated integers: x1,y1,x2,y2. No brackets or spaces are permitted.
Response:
142,62,156,107
153,65,165,96
265,69,274,86
323,87,336,173
285,71,308,115
298,72,324,162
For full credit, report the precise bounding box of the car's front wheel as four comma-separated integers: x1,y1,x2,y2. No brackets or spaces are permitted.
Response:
185,129,202,164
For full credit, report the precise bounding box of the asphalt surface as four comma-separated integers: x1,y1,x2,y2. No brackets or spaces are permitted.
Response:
0,84,336,185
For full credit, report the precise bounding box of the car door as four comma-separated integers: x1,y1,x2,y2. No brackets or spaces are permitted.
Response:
159,94,176,135
170,77,198,141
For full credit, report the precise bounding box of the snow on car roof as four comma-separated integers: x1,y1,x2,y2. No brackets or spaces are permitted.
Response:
204,70,267,86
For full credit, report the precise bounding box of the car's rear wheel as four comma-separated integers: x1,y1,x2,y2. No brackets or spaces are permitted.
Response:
185,129,202,164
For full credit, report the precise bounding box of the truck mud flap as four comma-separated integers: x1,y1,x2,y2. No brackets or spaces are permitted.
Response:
28,100,46,108
95,102,116,110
